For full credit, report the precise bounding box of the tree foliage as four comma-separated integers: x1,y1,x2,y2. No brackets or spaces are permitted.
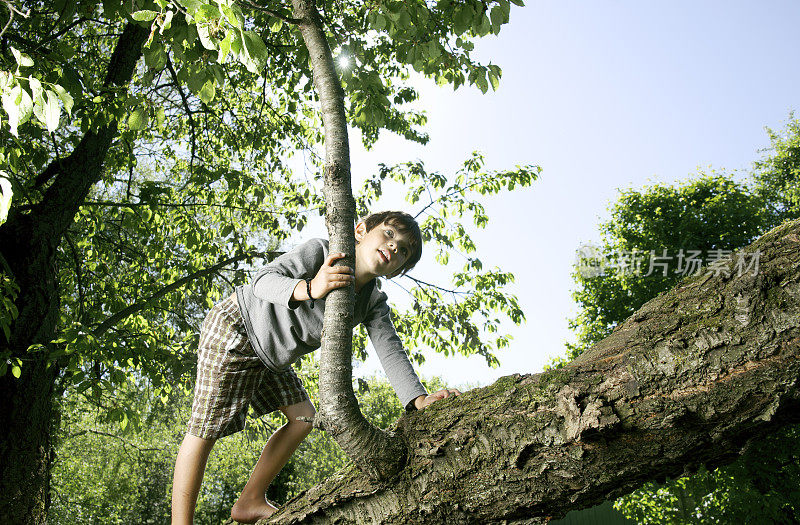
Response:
753,113,800,228
0,0,530,410
50,365,445,524
0,0,529,518
564,173,766,361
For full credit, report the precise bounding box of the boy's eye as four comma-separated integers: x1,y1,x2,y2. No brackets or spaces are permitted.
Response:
385,229,394,238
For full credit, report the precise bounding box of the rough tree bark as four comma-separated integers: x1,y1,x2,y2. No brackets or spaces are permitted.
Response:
258,218,800,524
0,23,148,523
290,0,406,479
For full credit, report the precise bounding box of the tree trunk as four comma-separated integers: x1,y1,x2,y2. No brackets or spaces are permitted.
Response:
0,23,147,523
260,218,800,524
290,0,406,479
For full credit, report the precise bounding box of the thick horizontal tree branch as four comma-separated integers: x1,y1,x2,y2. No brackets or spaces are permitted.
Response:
256,218,800,524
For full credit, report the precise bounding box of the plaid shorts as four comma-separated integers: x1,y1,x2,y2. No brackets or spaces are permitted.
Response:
187,293,311,439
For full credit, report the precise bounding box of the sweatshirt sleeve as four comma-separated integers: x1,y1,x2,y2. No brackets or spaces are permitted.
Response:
364,290,428,408
251,238,326,309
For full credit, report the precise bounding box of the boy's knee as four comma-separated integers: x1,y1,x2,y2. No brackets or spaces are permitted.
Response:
292,418,313,437
294,409,315,435
285,402,315,436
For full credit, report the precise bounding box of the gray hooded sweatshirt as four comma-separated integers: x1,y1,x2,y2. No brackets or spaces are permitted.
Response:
236,238,427,408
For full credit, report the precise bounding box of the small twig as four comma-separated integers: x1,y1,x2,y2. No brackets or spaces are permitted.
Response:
405,274,471,299
121,137,134,201
92,251,263,336
64,233,86,322
0,1,30,39
165,56,197,170
236,0,302,24
41,16,90,49
68,429,166,454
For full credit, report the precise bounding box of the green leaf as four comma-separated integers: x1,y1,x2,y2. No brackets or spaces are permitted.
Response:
209,65,224,86
102,0,121,18
28,76,43,106
144,42,167,70
509,0,525,6
56,41,76,59
488,70,500,91
371,13,387,31
221,4,239,26
241,30,267,73
0,172,12,225
0,71,11,90
218,30,233,62
186,69,207,95
198,79,215,104
43,90,61,133
398,10,411,28
197,23,217,51
196,4,221,21
59,65,82,98
127,107,149,130
11,364,21,378
2,84,33,136
490,6,504,34
453,7,471,35
160,10,174,33
131,10,159,22
474,70,488,94
425,40,442,60
155,106,165,129
10,47,34,68
230,30,243,56
181,0,203,14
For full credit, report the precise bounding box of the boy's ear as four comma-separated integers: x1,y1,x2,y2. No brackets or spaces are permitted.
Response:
354,221,366,241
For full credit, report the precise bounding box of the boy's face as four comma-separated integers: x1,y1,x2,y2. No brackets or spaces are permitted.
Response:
355,220,412,279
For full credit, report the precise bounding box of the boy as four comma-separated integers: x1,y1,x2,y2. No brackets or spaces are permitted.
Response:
171,211,460,524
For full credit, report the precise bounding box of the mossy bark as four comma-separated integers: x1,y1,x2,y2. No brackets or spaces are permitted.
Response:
259,219,800,524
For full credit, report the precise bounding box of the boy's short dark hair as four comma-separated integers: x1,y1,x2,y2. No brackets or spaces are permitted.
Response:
362,211,423,276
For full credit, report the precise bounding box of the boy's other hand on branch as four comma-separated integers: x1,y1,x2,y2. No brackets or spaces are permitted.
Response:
415,388,462,409
310,252,354,299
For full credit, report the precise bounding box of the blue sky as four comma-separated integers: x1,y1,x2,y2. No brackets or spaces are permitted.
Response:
306,1,800,388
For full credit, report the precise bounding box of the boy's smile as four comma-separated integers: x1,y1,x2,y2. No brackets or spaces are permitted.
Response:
354,221,412,288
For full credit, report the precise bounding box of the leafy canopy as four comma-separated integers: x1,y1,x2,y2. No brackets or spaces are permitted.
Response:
0,0,532,431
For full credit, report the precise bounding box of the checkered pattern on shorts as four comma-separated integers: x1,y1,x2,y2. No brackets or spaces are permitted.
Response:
187,293,310,439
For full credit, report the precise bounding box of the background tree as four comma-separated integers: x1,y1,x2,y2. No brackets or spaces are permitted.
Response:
563,116,800,523
753,114,800,228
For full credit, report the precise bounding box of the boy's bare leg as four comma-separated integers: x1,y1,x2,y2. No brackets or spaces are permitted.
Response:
172,433,217,525
231,401,315,524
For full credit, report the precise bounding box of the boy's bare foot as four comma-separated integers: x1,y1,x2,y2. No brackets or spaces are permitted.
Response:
230,497,278,524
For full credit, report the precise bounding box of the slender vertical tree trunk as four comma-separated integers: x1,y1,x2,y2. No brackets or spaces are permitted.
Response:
0,23,147,523
290,0,406,478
